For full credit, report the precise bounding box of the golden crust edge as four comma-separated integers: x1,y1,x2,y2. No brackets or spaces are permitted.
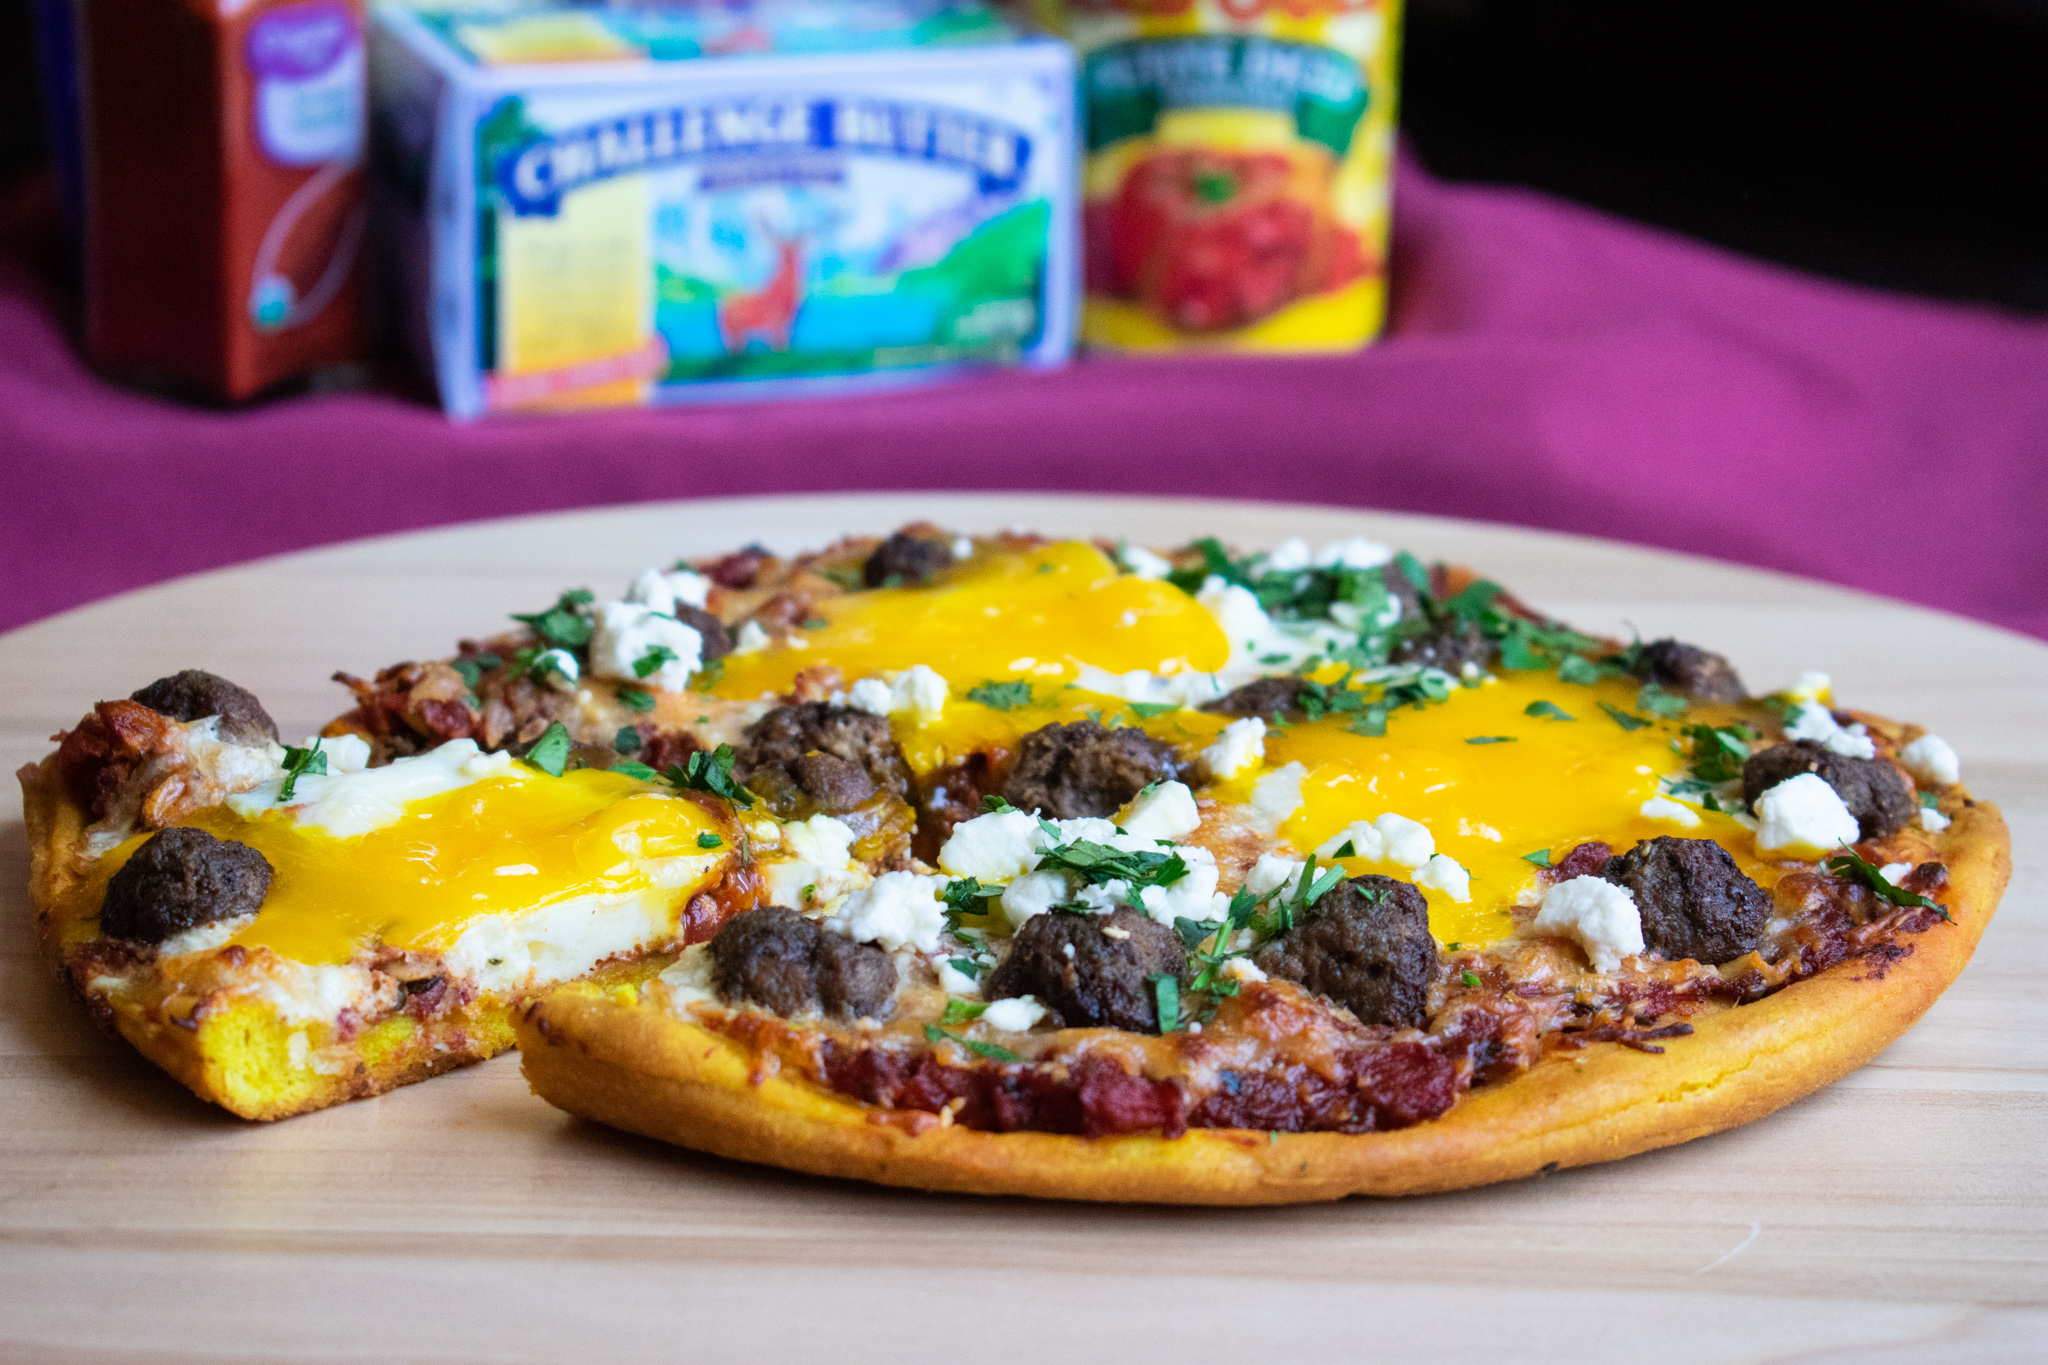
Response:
516,802,2010,1205
22,760,520,1120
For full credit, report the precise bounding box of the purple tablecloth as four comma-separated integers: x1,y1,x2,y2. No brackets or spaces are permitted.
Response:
4,156,2045,639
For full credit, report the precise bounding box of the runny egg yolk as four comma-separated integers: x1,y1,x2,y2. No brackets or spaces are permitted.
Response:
164,769,728,966
710,541,1227,700
702,540,1777,950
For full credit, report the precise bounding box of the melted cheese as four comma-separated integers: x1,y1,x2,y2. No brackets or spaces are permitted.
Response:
161,769,728,967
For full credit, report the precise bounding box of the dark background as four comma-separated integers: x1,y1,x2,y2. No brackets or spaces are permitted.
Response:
2,0,2045,311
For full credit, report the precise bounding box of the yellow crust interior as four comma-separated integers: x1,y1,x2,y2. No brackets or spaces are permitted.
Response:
19,757,666,1120
515,801,2009,1204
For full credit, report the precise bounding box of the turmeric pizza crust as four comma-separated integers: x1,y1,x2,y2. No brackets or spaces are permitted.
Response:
517,801,2005,1203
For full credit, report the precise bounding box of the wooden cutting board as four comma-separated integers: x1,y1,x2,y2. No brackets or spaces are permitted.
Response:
3,494,2042,1364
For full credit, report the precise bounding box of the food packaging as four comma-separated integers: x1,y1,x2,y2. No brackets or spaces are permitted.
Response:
74,0,371,400
370,0,1077,418
1041,0,1402,353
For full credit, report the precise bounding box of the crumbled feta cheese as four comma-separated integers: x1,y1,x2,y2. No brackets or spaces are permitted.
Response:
303,732,372,775
626,567,711,615
226,738,520,838
781,814,857,868
1920,806,1952,833
1250,762,1306,824
1311,812,1435,867
1371,813,1435,868
533,648,580,691
1070,662,1223,709
729,620,770,656
1196,576,1353,681
1221,957,1267,984
1260,538,1314,572
1118,780,1201,840
937,960,980,994
1000,870,1070,928
1313,537,1394,570
1133,844,1219,926
1753,773,1860,857
589,600,703,692
1118,544,1174,579
845,664,948,720
939,809,1045,881
1639,795,1703,827
1244,853,1304,899
1784,671,1833,704
1199,717,1266,779
1533,876,1644,973
1413,854,1472,902
952,536,975,561
1898,734,1960,786
158,917,249,956
657,943,719,1010
980,996,1047,1031
1879,862,1912,886
1783,701,1876,759
827,871,948,952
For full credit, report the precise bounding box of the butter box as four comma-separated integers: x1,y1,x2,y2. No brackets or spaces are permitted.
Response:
370,0,1076,417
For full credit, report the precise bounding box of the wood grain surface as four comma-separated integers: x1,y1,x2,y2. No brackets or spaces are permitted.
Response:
2,494,2042,1365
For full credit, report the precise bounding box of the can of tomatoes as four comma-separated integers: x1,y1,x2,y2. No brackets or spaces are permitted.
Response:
1038,0,1401,352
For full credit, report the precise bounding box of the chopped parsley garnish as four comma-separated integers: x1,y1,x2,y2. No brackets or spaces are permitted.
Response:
451,658,483,690
801,617,829,630
1635,682,1689,718
1466,735,1516,745
693,657,726,689
1331,839,1357,858
696,832,723,849
1919,792,1942,809
941,877,1000,932
612,760,659,782
966,679,1033,711
1597,701,1651,731
634,645,679,679
1034,840,1189,902
511,589,593,649
923,1023,1018,1063
946,956,982,980
1447,941,1464,950
1826,848,1951,922
980,794,1018,814
1460,970,1482,988
614,727,642,754
665,743,754,808
1556,654,1613,686
1126,701,1177,719
616,686,655,713
820,566,864,591
939,998,989,1024
525,722,571,777
1184,856,1343,995
1520,848,1554,867
1684,723,1752,782
276,739,327,802
1149,974,1181,1033
1524,700,1574,721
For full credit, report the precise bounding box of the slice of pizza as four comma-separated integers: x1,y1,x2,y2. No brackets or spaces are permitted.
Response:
495,530,2009,1202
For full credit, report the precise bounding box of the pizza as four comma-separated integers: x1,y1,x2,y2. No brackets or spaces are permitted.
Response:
20,527,2006,1205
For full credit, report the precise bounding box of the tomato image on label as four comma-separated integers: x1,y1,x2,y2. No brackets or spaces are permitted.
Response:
1093,146,1366,333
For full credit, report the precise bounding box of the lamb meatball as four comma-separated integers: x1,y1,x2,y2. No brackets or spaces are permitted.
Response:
672,604,732,661
1603,836,1770,964
986,907,1186,1033
1742,739,1915,840
862,532,953,588
1203,677,1321,722
1390,620,1494,673
129,670,278,744
1251,875,1438,1027
1002,721,1185,819
709,906,897,1019
100,826,273,943
735,702,913,802
1629,638,1745,702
